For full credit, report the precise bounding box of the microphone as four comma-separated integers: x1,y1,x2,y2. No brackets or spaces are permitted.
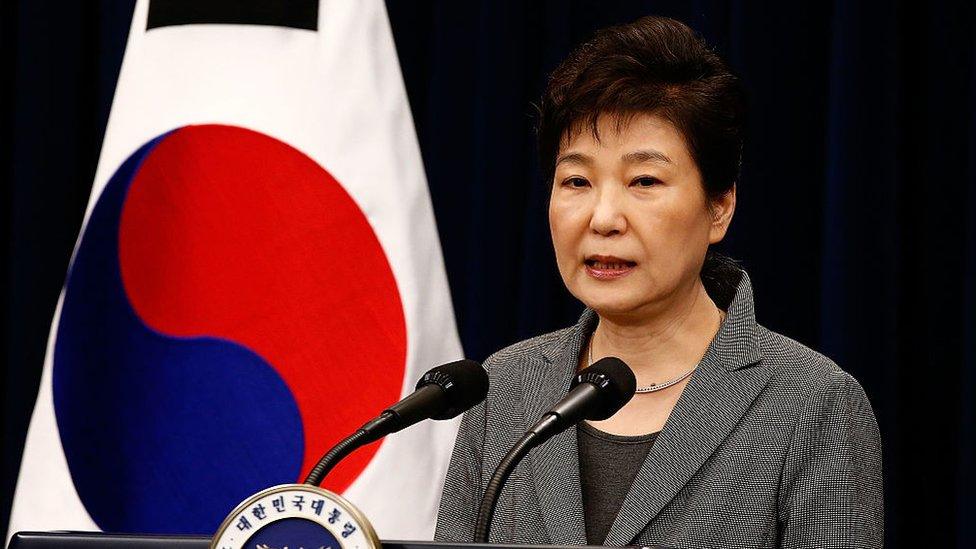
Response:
473,357,636,542
304,359,487,486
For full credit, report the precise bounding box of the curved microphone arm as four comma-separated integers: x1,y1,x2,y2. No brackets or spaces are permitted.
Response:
473,358,635,543
303,359,487,487
304,414,391,486
473,415,559,543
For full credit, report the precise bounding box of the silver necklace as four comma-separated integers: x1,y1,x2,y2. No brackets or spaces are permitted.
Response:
587,337,697,394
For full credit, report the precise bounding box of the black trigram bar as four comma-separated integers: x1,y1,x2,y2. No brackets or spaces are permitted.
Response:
147,0,318,31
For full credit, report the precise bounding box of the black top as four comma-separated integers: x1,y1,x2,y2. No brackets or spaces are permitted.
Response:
577,422,659,546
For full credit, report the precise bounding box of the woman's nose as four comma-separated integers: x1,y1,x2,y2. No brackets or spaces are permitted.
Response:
589,186,627,236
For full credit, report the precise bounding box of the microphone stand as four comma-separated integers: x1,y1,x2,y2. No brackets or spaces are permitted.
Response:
472,358,634,543
304,414,392,486
304,360,486,486
473,415,559,542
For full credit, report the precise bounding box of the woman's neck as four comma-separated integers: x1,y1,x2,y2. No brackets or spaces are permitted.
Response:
590,278,724,384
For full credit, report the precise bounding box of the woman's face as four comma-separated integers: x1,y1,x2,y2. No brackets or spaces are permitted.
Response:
548,113,734,320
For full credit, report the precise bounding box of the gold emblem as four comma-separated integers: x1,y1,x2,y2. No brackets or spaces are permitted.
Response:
211,484,380,549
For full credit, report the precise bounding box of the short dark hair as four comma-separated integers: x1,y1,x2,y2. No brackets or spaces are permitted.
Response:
536,15,747,302
536,15,746,203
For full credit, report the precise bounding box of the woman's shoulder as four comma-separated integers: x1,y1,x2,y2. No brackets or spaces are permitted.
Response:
755,324,873,410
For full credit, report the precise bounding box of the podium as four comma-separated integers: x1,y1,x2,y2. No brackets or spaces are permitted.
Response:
8,532,670,549
8,532,208,549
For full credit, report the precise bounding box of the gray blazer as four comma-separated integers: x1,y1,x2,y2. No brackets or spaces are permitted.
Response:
434,271,883,548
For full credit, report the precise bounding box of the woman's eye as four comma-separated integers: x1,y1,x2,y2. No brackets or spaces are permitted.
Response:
562,177,590,188
631,176,661,188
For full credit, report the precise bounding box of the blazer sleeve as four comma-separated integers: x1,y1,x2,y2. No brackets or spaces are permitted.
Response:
777,370,884,549
433,386,487,542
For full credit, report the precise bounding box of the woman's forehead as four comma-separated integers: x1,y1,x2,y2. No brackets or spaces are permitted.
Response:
557,112,691,164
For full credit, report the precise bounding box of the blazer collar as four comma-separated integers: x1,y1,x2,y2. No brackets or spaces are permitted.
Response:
526,270,767,545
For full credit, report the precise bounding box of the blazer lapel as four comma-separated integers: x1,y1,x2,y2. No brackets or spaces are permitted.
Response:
521,311,597,546
604,272,771,546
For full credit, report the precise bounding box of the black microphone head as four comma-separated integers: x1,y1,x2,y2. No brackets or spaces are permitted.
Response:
416,359,488,420
572,357,636,420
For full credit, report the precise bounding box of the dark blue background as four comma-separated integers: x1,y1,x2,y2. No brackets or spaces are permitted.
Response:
2,1,974,547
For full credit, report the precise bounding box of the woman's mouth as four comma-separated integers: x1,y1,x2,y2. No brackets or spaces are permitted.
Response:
584,256,636,280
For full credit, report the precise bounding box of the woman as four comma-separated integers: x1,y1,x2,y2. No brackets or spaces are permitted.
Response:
434,15,883,549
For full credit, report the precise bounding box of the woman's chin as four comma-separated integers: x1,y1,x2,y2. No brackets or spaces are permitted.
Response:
579,293,650,319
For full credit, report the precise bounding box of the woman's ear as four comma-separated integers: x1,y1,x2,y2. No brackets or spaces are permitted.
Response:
708,184,736,244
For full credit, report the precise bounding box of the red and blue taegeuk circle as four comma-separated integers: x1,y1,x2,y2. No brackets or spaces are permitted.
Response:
53,125,406,534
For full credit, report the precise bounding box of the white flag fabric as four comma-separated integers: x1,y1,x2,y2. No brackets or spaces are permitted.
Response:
9,0,462,540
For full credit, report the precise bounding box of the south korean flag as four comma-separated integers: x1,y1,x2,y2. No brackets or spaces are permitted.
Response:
9,0,462,540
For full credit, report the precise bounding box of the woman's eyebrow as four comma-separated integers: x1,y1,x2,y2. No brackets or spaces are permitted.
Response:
555,152,592,167
623,149,672,164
